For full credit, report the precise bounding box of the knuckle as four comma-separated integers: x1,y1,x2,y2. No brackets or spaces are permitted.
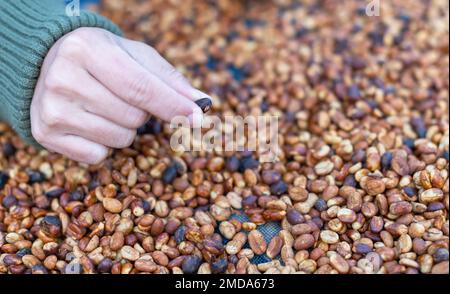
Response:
58,29,89,59
31,121,48,144
42,105,65,128
44,62,69,92
127,75,155,107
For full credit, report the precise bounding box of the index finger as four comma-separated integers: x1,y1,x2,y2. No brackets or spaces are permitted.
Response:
83,38,202,124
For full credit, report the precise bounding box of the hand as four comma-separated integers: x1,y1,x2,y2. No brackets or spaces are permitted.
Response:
31,27,207,164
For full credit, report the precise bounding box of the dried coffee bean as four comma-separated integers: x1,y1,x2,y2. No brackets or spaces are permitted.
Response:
27,171,46,184
2,143,16,157
195,98,212,113
239,156,259,171
2,194,17,208
211,257,228,274
45,188,65,198
286,209,304,225
97,258,113,273
162,164,178,184
0,172,9,189
262,170,282,185
433,248,449,263
174,225,186,244
182,255,202,274
226,156,240,172
270,181,288,196
41,215,62,238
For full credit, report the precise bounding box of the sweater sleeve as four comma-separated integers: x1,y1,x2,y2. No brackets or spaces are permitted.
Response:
0,0,122,147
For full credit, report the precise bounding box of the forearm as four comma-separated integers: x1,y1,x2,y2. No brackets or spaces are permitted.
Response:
0,0,122,146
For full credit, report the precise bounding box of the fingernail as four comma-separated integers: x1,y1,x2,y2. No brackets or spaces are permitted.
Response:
187,108,204,128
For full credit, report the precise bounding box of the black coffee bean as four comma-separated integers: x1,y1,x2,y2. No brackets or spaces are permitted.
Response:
195,98,212,113
381,152,393,170
314,198,328,212
226,155,240,172
211,257,228,274
433,248,449,263
427,202,445,212
182,255,202,274
45,188,65,198
411,117,427,138
355,244,372,254
41,215,62,238
0,172,9,189
403,138,415,150
239,156,259,172
97,258,113,273
348,84,361,101
2,194,17,209
27,171,46,184
2,143,16,157
286,208,304,225
270,181,288,196
70,189,85,201
261,170,282,185
162,164,178,184
402,186,417,198
242,195,257,208
88,180,100,191
16,248,32,258
137,118,162,135
142,200,151,213
174,225,186,244
344,174,357,187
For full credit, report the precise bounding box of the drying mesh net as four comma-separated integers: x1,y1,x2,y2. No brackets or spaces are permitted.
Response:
228,212,282,265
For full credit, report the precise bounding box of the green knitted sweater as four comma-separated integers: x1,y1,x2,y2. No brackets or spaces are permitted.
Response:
0,0,121,146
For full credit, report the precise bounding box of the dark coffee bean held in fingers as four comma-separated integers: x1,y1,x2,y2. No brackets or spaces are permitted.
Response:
195,98,212,113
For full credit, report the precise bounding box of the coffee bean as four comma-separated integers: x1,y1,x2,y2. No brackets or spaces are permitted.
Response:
182,255,202,274
2,194,17,208
27,171,46,184
0,172,9,189
2,143,16,157
211,257,228,274
41,215,62,238
226,155,240,172
97,258,113,273
195,98,212,113
162,164,177,184
270,181,288,196
45,188,65,198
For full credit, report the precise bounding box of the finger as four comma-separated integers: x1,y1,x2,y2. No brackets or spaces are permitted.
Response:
83,41,203,124
118,39,211,102
67,66,149,129
41,101,137,149
40,134,109,165
68,112,136,149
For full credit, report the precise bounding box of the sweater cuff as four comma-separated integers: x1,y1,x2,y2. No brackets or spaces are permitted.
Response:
0,0,122,147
